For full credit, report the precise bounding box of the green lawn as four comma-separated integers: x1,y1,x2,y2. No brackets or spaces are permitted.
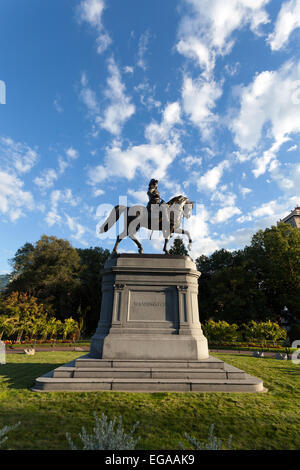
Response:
0,351,299,450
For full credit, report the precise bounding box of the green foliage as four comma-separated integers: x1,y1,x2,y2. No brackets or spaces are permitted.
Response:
202,320,239,343
180,424,232,450
196,223,300,323
76,247,110,334
66,412,140,450
8,236,81,322
7,237,110,334
203,320,286,346
62,318,80,341
241,320,287,345
0,292,79,342
0,422,20,447
169,238,188,256
247,223,300,319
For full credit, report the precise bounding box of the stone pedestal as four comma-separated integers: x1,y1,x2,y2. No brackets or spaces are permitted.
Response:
90,254,209,361
32,254,265,393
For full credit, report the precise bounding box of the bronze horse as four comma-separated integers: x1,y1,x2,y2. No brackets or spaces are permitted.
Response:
98,195,194,254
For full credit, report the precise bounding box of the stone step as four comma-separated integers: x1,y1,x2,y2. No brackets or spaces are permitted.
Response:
73,368,232,379
53,364,245,380
74,356,225,370
32,374,264,393
32,356,265,393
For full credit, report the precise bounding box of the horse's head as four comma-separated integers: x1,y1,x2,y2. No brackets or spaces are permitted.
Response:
167,195,194,220
182,198,194,219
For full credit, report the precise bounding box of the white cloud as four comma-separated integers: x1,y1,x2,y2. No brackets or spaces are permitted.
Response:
0,137,39,174
0,170,34,222
53,96,63,113
45,189,79,227
181,155,202,169
232,60,300,152
137,31,150,70
99,57,135,135
270,160,300,198
134,81,161,110
182,76,222,137
268,0,300,51
34,168,58,190
93,188,105,197
66,147,79,159
124,66,134,74
65,214,88,245
88,102,182,184
177,0,270,75
197,160,230,192
211,190,237,207
236,196,300,229
128,189,148,205
176,38,214,78
77,0,111,54
145,102,181,143
212,205,242,224
79,73,100,114
239,185,252,197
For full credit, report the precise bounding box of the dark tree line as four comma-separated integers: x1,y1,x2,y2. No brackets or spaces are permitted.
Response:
6,235,110,335
195,223,300,324
3,223,300,336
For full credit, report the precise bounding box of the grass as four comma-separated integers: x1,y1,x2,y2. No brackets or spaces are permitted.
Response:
0,351,299,450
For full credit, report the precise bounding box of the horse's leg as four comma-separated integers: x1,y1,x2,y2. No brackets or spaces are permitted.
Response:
130,233,144,254
112,235,122,254
163,237,170,254
175,228,193,250
129,224,143,254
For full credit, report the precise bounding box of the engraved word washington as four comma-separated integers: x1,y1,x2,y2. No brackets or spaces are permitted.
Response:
133,301,165,307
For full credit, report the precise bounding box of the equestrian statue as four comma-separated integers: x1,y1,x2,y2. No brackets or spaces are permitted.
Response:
99,178,194,254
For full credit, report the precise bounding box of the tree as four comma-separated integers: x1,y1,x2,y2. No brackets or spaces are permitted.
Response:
196,249,272,323
8,235,81,321
169,237,188,255
76,247,111,334
246,223,300,320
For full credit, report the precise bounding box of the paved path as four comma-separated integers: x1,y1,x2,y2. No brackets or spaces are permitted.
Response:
5,346,90,354
5,347,281,357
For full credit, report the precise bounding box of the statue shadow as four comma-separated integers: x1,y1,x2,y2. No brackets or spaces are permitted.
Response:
0,362,60,390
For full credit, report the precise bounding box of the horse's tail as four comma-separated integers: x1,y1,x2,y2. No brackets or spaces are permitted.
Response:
98,205,127,233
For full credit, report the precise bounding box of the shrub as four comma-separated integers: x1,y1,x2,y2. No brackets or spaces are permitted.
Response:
0,422,20,447
66,412,140,450
241,321,286,345
202,320,239,343
179,424,232,450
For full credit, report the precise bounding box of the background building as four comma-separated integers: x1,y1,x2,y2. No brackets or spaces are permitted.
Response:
278,207,300,229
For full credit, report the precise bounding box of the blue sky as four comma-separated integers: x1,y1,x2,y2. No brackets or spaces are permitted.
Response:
1,0,300,272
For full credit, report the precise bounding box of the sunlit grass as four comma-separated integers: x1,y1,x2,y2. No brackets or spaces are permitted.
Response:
0,352,299,450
